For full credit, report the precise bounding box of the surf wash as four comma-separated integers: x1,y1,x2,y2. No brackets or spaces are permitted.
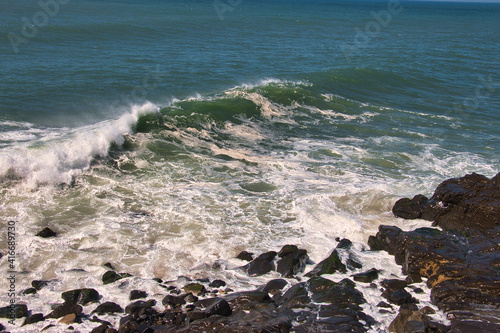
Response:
8,0,71,53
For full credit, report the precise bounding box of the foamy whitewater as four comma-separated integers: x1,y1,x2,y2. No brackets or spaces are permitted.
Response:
1,0,499,331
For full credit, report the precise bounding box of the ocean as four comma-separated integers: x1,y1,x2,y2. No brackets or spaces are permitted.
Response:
0,0,499,331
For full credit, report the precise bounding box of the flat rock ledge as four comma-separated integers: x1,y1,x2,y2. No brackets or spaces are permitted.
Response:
375,172,500,333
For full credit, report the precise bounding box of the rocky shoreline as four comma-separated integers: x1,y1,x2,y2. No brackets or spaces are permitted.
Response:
0,172,498,332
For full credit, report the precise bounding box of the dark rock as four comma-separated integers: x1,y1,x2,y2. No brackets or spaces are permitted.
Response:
90,323,111,333
62,288,100,305
23,287,37,295
413,287,424,294
377,301,393,308
352,268,379,283
32,280,50,290
130,290,147,300
36,227,57,238
276,245,309,277
277,282,310,309
22,313,45,326
102,271,131,285
392,194,430,219
0,303,28,318
406,274,422,284
336,238,353,249
278,244,299,257
389,306,423,333
224,291,272,311
244,251,277,276
368,225,404,254
208,279,226,288
384,289,416,306
309,277,366,307
347,258,363,270
205,299,232,317
103,262,114,270
381,279,408,290
258,279,288,294
124,300,153,315
393,172,500,232
368,235,386,251
405,320,426,333
162,295,186,308
379,172,500,331
236,250,254,261
183,293,198,303
187,310,207,321
305,249,346,277
92,302,124,315
46,302,82,319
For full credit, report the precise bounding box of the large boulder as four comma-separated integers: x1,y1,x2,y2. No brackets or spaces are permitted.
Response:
392,172,500,232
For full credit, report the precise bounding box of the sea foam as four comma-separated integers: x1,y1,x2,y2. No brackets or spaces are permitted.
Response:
0,102,158,188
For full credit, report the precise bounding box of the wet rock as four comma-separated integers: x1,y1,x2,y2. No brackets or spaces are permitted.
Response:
377,301,392,308
129,290,147,300
347,258,363,270
305,249,346,277
36,227,57,238
405,320,426,333
102,271,131,285
383,172,500,331
276,245,309,277
22,313,45,326
393,172,500,232
405,274,422,284
162,295,186,308
183,293,198,303
22,287,37,295
244,251,277,276
205,299,232,317
45,302,82,319
257,279,288,294
0,303,28,318
352,268,379,283
383,289,416,306
381,279,408,290
208,279,226,288
277,282,311,309
62,288,100,305
309,277,366,307
124,300,155,315
224,291,273,311
187,310,207,321
392,194,431,220
92,301,124,315
32,279,50,290
182,283,206,295
90,323,112,333
236,250,254,261
336,238,353,249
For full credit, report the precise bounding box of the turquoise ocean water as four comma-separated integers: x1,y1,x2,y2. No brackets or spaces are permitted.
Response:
0,0,499,330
